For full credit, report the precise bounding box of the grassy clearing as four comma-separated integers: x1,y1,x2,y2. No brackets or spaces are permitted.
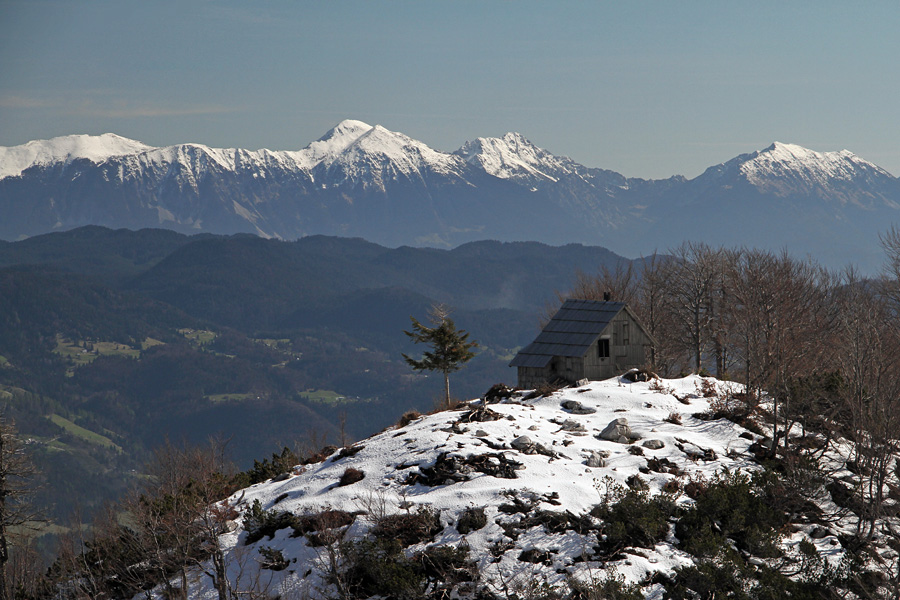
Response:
48,414,121,452
179,328,217,345
53,336,99,374
205,393,258,403
54,335,142,376
93,341,140,359
301,389,353,404
253,337,302,367
141,337,165,350
0,385,29,402
255,338,291,349
0,355,10,368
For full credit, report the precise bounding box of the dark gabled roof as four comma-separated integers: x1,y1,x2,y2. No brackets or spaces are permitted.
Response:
510,299,626,369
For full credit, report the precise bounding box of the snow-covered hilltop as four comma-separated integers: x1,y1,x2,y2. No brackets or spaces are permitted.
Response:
2,121,899,270
0,132,152,180
168,374,874,599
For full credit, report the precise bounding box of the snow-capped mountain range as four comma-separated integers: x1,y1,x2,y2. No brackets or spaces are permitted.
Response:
2,121,898,270
173,375,868,599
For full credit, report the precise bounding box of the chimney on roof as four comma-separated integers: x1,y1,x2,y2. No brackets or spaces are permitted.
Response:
603,291,611,301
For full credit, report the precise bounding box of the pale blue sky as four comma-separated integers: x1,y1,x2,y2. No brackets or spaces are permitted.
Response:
1,0,898,179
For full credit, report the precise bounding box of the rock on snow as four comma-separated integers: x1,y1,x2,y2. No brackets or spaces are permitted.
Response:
175,375,833,599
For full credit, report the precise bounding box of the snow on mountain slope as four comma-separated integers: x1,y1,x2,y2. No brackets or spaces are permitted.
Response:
0,133,153,179
307,121,466,187
174,375,847,599
456,132,573,182
0,121,467,189
289,119,378,170
742,142,893,183
690,141,898,208
4,124,900,270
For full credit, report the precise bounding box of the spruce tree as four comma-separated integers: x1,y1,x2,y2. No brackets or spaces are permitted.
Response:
402,306,477,407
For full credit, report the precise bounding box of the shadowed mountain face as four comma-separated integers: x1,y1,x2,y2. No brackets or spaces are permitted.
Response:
3,124,899,270
0,227,637,521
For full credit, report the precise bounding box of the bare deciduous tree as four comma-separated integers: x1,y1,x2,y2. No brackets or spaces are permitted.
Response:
835,267,900,542
0,417,42,600
663,242,724,373
130,438,239,600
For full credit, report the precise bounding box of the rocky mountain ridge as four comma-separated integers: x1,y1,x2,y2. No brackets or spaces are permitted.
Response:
2,122,899,269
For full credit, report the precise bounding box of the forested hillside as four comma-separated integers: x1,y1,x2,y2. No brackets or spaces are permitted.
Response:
0,227,634,526
30,232,900,599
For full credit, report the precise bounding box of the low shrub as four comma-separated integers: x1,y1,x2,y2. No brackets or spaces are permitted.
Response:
243,499,299,545
568,572,644,600
662,478,681,494
622,367,656,383
372,507,443,547
675,469,785,559
396,410,422,428
243,446,300,485
341,538,424,600
664,556,752,600
483,382,516,402
338,467,365,487
502,509,597,541
591,483,675,556
456,506,488,534
293,508,356,545
663,552,847,600
413,543,478,585
303,444,338,464
697,390,764,435
333,444,365,461
258,546,289,571
665,411,682,425
696,377,718,397
339,539,477,600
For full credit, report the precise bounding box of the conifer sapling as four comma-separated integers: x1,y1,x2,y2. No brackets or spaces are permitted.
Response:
402,305,477,408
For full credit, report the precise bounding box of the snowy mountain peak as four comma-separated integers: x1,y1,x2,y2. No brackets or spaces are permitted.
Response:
327,119,373,137
312,121,463,180
456,132,568,182
756,141,856,168
0,133,153,179
738,141,894,195
294,120,376,169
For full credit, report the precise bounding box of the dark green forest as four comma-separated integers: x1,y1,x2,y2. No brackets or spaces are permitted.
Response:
0,226,634,527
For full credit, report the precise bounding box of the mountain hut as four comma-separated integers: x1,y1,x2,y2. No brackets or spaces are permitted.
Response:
510,298,656,389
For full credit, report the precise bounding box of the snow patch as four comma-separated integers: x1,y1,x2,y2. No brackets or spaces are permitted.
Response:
0,133,153,179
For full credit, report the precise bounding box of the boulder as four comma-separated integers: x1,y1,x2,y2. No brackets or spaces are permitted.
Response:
642,439,665,450
512,435,534,451
560,400,596,415
585,450,607,468
598,417,632,443
558,419,586,432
